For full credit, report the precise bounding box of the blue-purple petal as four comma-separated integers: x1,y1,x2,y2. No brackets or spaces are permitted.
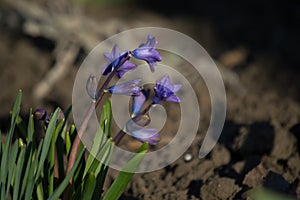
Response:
131,35,162,72
102,45,133,76
154,75,181,104
165,95,180,103
132,92,146,117
86,74,98,100
131,128,160,145
108,79,141,96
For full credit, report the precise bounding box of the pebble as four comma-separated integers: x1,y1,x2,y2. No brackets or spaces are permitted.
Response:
184,153,193,162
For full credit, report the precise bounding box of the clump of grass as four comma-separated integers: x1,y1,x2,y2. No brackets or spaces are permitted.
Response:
0,90,147,200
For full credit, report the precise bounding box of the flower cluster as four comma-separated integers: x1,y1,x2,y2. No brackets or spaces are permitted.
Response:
86,35,181,145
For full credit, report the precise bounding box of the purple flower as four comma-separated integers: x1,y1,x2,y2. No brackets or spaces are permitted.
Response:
34,108,49,121
131,128,160,145
86,74,98,100
153,75,181,104
125,118,159,145
102,45,137,77
132,89,149,117
108,79,141,96
132,35,162,72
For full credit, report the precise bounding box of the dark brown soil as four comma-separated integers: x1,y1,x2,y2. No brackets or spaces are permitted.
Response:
1,1,299,199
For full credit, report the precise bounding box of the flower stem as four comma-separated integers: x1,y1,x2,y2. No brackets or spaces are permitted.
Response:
112,102,154,145
66,54,131,177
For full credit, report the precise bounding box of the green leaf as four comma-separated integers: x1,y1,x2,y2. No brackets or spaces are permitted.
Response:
83,138,113,179
5,141,19,196
27,110,34,144
13,142,25,200
48,118,65,196
35,108,60,181
65,130,72,157
48,148,85,200
24,145,41,200
16,115,27,139
251,188,296,200
80,173,96,200
83,127,104,178
91,142,114,200
0,90,22,192
20,142,34,198
22,137,43,199
100,99,112,137
0,90,22,199
103,142,148,200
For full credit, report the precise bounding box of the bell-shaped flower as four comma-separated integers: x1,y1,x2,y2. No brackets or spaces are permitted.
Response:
153,75,181,104
86,74,98,101
125,119,159,145
34,108,49,121
102,45,137,77
131,128,160,145
131,89,149,117
131,35,162,72
107,79,141,96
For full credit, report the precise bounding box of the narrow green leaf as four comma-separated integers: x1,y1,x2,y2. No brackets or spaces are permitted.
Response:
80,173,96,200
27,111,34,144
0,90,22,190
16,115,27,139
100,99,112,137
69,124,77,143
48,118,64,196
13,142,25,200
56,125,67,183
103,143,148,200
5,141,19,196
20,143,33,198
35,108,60,181
21,138,43,198
24,147,41,200
83,138,112,179
83,126,105,178
91,142,114,200
48,148,85,200
36,182,44,200
65,131,72,157
251,188,296,200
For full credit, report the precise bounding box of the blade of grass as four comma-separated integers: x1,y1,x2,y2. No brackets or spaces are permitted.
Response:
103,142,148,200
35,108,60,181
0,90,22,193
5,141,19,196
27,110,34,144
83,138,112,179
65,130,72,157
83,126,104,178
24,144,42,200
36,181,44,200
21,138,42,198
91,141,114,200
48,118,64,196
13,141,25,200
80,172,96,200
20,142,33,198
100,99,112,137
48,148,85,200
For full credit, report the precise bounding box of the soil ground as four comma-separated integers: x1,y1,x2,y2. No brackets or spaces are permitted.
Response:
0,1,299,199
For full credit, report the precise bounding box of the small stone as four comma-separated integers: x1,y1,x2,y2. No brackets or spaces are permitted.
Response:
184,153,193,162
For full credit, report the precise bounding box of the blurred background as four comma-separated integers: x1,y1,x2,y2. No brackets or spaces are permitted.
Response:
0,0,300,199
